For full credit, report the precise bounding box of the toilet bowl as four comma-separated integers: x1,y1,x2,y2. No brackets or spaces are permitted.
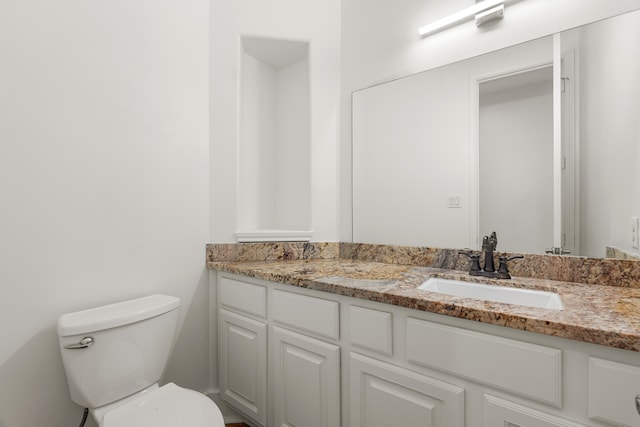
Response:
57,295,225,427
100,383,223,427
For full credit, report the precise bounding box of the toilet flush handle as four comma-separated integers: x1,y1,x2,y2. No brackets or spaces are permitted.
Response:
63,336,94,349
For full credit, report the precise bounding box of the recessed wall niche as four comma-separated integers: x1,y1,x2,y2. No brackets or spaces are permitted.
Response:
236,36,311,242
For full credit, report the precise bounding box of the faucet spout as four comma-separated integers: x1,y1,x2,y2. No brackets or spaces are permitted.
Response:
481,232,498,272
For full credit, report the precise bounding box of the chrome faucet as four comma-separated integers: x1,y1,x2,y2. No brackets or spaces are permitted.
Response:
459,231,523,279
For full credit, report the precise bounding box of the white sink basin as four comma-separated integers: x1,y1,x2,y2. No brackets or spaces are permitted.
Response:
418,277,563,310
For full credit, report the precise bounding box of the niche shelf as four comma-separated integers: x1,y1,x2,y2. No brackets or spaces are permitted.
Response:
236,36,311,242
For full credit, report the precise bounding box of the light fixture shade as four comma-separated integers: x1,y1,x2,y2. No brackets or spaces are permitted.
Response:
475,4,504,27
418,0,505,37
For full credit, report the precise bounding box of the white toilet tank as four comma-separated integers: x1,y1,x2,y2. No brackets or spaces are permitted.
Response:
57,295,181,409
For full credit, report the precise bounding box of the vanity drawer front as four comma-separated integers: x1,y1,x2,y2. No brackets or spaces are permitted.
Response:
273,290,340,340
406,318,562,407
588,357,640,426
484,395,586,427
219,276,267,318
350,305,393,356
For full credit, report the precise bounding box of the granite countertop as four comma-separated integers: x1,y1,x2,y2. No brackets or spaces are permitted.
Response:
208,258,640,353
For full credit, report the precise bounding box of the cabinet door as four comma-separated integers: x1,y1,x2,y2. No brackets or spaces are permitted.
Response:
484,395,587,427
219,309,267,426
272,326,340,427
588,357,640,426
350,352,464,427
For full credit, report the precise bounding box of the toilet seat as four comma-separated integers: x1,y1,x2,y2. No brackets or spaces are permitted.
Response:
101,383,224,427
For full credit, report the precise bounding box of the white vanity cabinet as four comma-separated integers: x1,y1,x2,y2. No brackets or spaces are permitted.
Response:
272,326,340,427
214,271,640,427
218,276,269,426
271,290,341,427
483,394,588,427
348,304,466,427
217,272,341,427
588,358,640,427
405,318,562,407
219,309,268,425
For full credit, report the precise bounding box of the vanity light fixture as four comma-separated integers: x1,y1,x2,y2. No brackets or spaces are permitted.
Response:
418,0,505,38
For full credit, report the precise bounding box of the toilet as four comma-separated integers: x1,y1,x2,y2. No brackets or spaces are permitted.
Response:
57,295,225,427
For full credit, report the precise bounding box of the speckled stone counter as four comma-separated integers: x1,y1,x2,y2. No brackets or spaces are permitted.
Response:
206,242,640,353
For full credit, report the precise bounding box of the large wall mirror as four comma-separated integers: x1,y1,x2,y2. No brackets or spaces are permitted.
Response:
353,9,640,259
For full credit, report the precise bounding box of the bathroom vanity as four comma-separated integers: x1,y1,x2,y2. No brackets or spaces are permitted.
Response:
208,243,640,427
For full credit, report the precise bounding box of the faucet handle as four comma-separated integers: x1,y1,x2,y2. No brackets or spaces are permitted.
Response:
500,255,525,263
497,255,524,279
459,251,481,273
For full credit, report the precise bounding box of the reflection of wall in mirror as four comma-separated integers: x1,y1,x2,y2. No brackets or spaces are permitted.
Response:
573,10,640,258
352,37,552,248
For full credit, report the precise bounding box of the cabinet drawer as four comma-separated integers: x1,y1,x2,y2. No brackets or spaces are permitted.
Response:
219,276,267,318
589,357,640,426
273,290,339,340
484,395,586,427
350,305,393,356
406,318,562,407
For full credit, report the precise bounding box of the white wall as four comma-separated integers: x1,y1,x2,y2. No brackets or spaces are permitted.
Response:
275,59,311,231
211,0,341,243
239,52,278,230
342,0,640,241
577,10,640,257
0,1,210,426
238,52,311,232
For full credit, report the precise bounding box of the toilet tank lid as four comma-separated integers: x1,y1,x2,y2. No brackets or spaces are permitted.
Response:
57,295,180,337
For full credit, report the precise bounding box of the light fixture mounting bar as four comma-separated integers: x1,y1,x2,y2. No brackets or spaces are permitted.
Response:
418,0,504,37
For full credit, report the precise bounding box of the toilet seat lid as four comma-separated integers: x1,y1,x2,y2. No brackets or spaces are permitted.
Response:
101,383,224,427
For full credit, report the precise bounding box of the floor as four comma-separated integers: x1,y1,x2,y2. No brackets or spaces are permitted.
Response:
208,392,251,425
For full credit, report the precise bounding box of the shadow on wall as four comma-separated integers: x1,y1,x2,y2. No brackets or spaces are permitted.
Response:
0,328,82,427
163,268,211,391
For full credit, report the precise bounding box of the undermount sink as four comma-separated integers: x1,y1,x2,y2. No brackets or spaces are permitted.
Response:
418,277,564,310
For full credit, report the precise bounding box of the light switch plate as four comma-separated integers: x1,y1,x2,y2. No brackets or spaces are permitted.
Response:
632,216,639,249
447,194,462,208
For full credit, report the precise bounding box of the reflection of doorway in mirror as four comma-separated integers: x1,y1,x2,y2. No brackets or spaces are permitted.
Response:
560,48,577,256
478,66,554,254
